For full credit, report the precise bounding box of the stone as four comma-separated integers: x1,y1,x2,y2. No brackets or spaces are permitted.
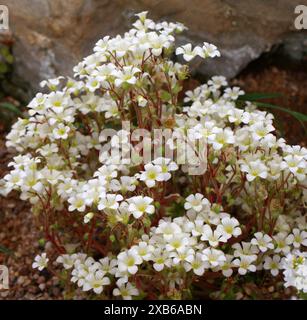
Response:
2,0,306,94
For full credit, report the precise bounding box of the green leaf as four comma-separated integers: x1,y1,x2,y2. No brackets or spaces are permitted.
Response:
0,102,22,115
299,292,307,300
5,54,14,64
0,46,14,64
239,92,282,101
172,84,182,94
160,90,172,102
250,101,307,134
253,101,307,122
0,62,8,74
0,244,13,255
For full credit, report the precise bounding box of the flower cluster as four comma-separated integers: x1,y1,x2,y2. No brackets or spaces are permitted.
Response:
2,12,306,299
52,197,306,298
282,251,307,293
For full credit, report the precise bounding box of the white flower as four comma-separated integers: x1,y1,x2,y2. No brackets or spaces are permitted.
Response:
165,234,190,253
240,159,268,182
115,275,129,287
175,43,202,61
127,196,155,218
4,169,26,189
282,251,307,292
110,176,136,193
98,194,123,211
208,127,235,150
263,255,281,276
151,249,172,272
97,257,117,275
284,145,307,160
94,36,110,53
232,242,259,259
38,143,59,157
112,38,131,58
201,248,226,268
219,254,234,277
93,63,115,82
233,255,256,275
68,194,86,212
171,247,195,265
40,77,63,90
137,95,148,107
71,256,94,287
208,76,228,90
84,212,94,224
22,171,43,193
32,253,49,271
28,92,47,115
148,33,171,56
94,165,118,182
250,122,275,141
155,221,182,241
273,232,294,254
117,250,142,275
52,124,71,140
139,163,164,188
86,77,100,92
131,242,154,261
56,254,76,270
251,232,274,253
113,66,141,87
291,228,307,248
57,178,77,198
223,87,244,100
190,219,205,237
281,155,306,181
184,193,209,212
184,252,207,276
200,225,223,247
152,157,178,181
47,91,71,114
216,217,242,241
113,283,139,300
83,271,110,294
201,42,220,58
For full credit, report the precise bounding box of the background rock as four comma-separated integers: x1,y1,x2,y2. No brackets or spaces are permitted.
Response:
2,0,307,94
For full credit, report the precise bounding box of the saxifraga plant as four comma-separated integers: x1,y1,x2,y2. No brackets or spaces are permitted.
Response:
2,12,307,300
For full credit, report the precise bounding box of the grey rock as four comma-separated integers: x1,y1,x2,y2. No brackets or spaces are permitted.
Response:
2,0,306,94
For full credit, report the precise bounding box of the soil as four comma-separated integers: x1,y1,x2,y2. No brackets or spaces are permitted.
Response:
0,133,63,299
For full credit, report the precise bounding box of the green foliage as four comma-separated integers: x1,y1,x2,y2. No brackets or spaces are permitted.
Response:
0,41,22,128
0,101,21,115
0,244,13,256
239,92,282,101
0,45,13,77
238,92,307,133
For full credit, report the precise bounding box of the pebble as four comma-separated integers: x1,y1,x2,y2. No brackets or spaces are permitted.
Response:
17,276,25,285
39,283,46,291
37,276,45,284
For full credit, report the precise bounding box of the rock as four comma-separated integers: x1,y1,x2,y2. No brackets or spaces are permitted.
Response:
273,32,307,68
38,283,46,291
2,0,306,94
37,276,45,284
52,287,61,296
17,275,25,285
0,291,9,298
